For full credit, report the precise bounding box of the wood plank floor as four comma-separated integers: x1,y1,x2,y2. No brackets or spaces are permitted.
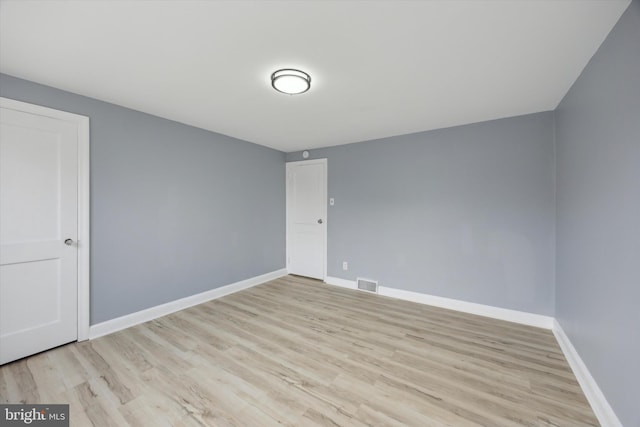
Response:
1,275,598,426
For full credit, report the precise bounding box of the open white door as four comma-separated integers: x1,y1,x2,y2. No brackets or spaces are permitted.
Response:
286,159,327,280
0,98,90,364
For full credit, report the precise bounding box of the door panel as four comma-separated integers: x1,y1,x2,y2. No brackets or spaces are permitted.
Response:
287,160,326,280
0,106,78,364
1,259,62,334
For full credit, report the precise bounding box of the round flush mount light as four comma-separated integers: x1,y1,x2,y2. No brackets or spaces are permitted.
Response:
271,69,311,95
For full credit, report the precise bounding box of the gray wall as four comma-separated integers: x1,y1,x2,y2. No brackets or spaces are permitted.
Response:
288,112,556,316
0,73,286,324
555,1,640,426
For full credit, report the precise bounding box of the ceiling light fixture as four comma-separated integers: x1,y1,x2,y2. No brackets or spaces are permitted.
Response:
271,69,311,95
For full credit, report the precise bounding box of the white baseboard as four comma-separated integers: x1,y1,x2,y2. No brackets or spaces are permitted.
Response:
325,276,358,290
552,320,622,427
324,277,554,329
89,268,287,339
379,286,554,329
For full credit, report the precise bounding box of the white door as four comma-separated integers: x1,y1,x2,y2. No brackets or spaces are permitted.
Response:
286,159,327,280
0,105,80,364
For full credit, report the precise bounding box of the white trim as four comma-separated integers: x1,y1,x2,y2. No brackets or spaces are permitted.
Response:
552,320,623,427
325,276,358,290
324,277,553,329
379,286,554,329
323,159,327,281
89,269,287,339
285,158,328,280
77,114,90,341
0,97,91,342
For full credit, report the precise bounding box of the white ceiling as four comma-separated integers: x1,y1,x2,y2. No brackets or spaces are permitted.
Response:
0,0,630,152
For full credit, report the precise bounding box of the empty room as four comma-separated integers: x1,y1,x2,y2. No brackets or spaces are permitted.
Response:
0,1,638,426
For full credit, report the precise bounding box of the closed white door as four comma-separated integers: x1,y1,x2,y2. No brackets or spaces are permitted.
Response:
0,106,79,364
286,159,327,280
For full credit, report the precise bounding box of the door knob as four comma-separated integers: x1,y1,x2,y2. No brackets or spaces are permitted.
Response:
317,219,323,224
64,238,74,246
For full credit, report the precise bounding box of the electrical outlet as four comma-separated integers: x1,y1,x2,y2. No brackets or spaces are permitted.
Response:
329,198,335,206
342,261,348,271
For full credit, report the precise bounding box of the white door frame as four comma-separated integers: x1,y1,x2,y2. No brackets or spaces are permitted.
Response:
286,158,328,280
1,97,90,341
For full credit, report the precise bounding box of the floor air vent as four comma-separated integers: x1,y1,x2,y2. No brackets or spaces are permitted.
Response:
357,278,378,293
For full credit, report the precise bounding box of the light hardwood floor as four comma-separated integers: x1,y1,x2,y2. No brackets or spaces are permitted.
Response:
1,275,598,426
